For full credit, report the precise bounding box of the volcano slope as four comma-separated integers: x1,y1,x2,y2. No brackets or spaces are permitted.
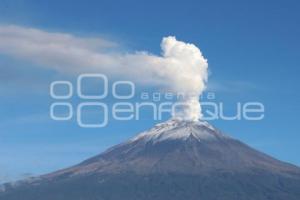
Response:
1,120,300,200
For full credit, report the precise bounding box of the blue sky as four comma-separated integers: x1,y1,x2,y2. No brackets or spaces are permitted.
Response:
0,0,300,182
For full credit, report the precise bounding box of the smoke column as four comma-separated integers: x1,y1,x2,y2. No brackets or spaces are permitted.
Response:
0,26,208,120
159,36,208,121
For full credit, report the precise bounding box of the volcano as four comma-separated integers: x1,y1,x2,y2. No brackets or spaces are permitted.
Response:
1,120,300,200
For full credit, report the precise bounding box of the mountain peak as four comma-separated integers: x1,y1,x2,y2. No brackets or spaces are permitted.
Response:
2,120,300,200
131,118,229,143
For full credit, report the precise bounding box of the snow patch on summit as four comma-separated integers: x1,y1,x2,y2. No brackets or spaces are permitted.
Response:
131,119,230,143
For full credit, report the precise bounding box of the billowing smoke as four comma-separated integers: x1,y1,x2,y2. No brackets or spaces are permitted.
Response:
160,37,208,120
0,25,208,121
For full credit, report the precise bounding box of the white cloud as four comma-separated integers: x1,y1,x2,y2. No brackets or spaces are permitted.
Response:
0,25,208,120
